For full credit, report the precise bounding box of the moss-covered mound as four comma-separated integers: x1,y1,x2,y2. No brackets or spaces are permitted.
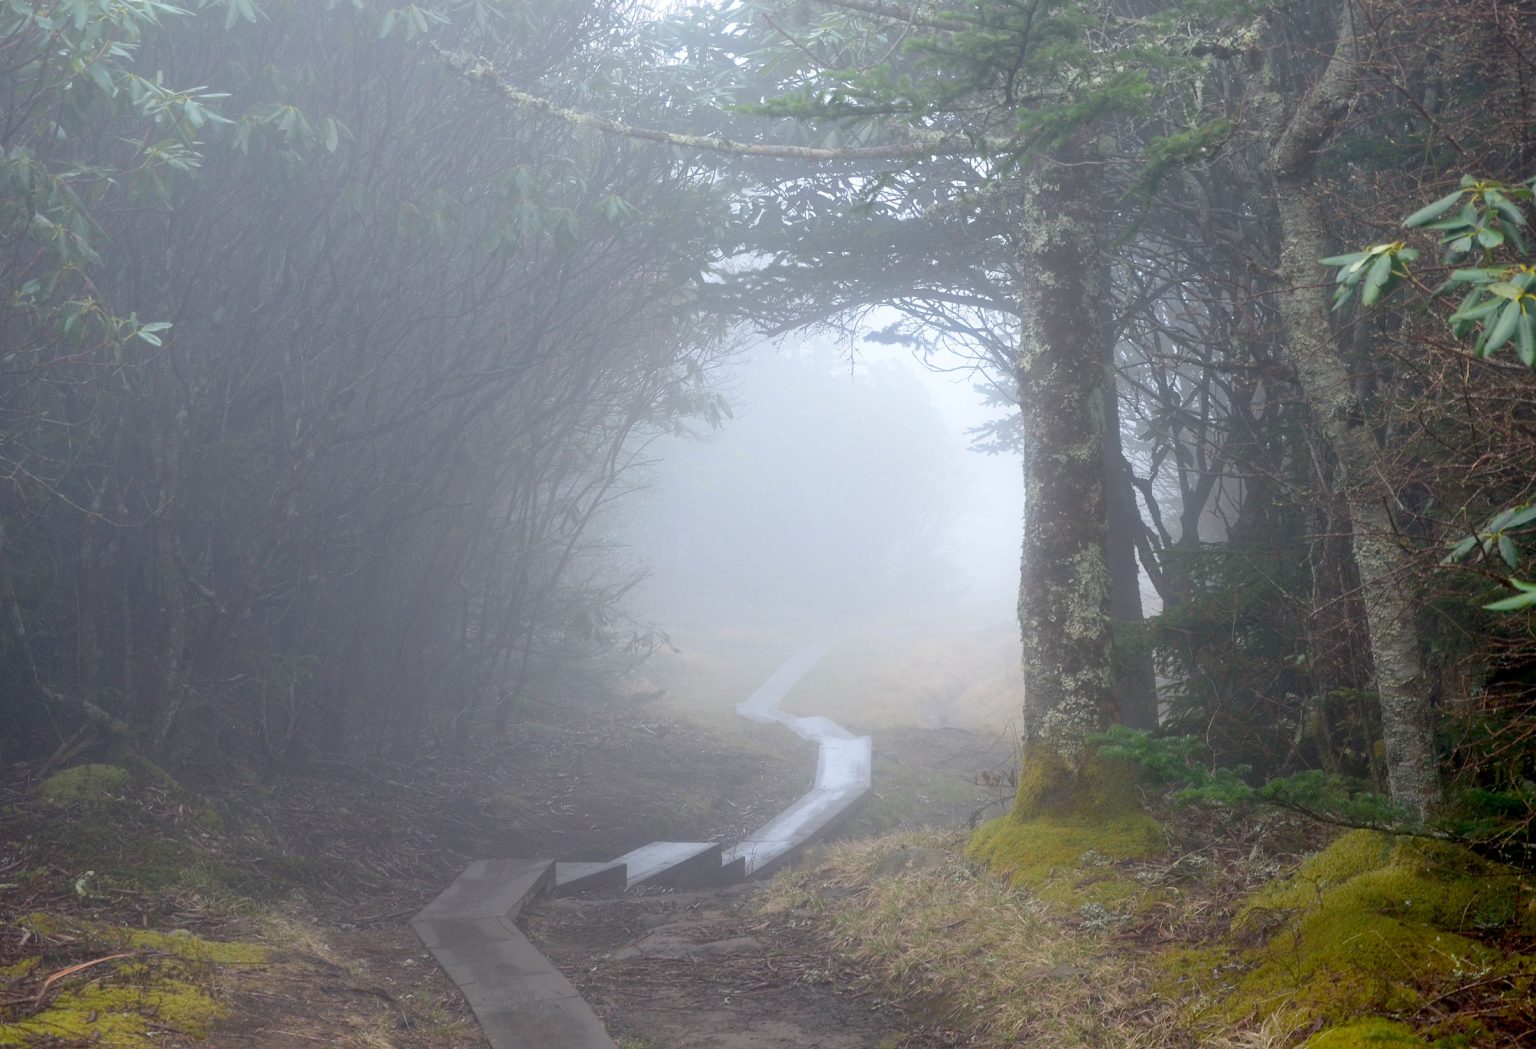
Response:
36,763,131,808
965,747,1162,909
1162,829,1536,1042
1,914,265,1048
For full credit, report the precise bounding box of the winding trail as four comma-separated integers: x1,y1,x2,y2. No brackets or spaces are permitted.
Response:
412,641,872,1048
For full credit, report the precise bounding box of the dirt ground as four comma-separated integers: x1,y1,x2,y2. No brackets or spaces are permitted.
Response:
2,694,1012,1048
249,719,1006,1049
525,882,947,1049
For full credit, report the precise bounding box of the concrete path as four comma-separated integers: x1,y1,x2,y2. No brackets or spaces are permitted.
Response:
410,859,616,1048
725,641,872,876
414,639,871,1048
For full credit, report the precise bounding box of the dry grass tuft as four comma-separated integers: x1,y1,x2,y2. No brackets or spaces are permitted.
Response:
763,831,1183,1048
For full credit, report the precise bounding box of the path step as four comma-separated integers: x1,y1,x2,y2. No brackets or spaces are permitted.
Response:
553,861,628,896
723,783,870,877
614,840,729,888
727,672,874,878
416,857,554,921
720,854,747,883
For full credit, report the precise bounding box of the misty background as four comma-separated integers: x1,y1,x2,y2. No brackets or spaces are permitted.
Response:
622,337,1023,631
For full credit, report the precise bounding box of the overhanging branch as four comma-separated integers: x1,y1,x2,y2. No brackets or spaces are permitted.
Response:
812,0,969,32
432,45,988,162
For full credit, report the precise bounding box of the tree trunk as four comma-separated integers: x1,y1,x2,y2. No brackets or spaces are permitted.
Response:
1015,133,1119,760
1103,295,1158,731
1254,1,1440,818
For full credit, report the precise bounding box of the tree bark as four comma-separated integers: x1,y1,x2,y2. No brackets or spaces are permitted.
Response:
1015,133,1119,757
1254,1,1440,817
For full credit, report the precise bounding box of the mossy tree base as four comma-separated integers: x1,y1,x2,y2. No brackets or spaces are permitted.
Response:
965,747,1162,907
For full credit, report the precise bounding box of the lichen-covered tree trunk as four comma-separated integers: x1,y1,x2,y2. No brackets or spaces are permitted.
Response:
1256,1,1440,818
978,198,1161,863
1015,134,1119,759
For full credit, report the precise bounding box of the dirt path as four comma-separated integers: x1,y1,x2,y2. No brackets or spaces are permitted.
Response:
507,723,1007,1049
523,881,947,1049
199,716,1000,1049
504,636,1012,1049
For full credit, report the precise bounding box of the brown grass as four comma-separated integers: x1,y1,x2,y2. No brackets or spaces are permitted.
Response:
756,825,1336,1049
760,831,1180,1047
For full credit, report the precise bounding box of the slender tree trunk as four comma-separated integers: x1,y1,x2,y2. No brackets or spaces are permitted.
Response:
1102,288,1158,730
0,523,132,742
1254,1,1440,817
150,426,188,750
1015,133,1119,758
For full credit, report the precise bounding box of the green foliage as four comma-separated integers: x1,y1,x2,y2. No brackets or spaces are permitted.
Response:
1442,504,1536,611
1321,241,1420,310
1480,577,1536,612
1133,119,1234,198
1434,785,1536,869
0,0,238,341
1138,539,1351,778
1096,727,1411,828
1323,175,1536,361
1,914,265,1048
1103,726,1536,865
1442,503,1536,573
1299,1020,1432,1048
1328,178,1536,626
0,0,742,759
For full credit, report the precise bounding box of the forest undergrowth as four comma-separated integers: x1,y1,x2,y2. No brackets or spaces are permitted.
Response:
766,798,1536,1048
647,625,1536,1047
5,629,1536,1048
0,703,806,1048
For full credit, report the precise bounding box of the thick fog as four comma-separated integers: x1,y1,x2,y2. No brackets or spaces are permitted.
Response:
621,338,1024,633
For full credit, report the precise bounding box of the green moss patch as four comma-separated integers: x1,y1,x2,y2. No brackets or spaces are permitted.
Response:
1240,830,1536,937
1300,1019,1431,1047
1,915,266,1048
1163,830,1536,1039
0,957,40,982
0,970,228,1046
36,764,131,808
965,748,1162,910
